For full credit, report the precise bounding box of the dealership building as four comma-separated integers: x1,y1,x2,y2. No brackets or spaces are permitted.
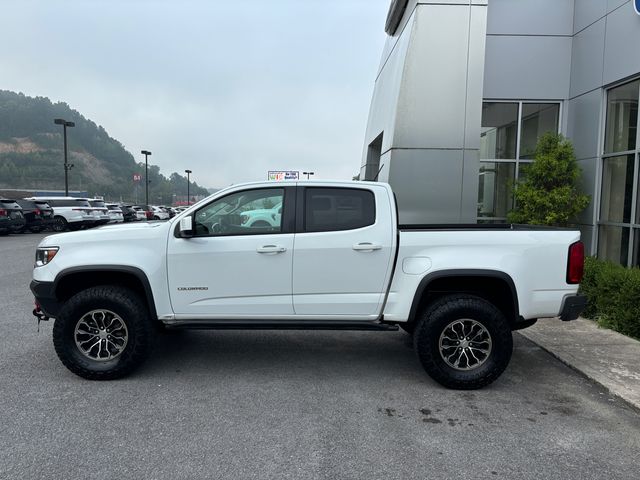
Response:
360,0,640,267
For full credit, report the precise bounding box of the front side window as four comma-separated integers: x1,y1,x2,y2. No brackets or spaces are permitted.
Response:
305,188,375,232
194,188,284,236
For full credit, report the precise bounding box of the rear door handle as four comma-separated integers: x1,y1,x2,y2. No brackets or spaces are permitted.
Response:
352,242,382,251
257,245,287,254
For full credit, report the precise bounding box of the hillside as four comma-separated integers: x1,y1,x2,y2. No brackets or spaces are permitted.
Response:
0,90,209,204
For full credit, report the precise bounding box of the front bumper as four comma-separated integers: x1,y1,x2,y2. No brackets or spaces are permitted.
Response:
559,294,587,321
30,280,60,317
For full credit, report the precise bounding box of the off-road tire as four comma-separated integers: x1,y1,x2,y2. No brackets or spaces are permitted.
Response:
53,285,155,380
413,294,512,390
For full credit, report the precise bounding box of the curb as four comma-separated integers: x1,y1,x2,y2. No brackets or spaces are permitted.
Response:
518,327,640,413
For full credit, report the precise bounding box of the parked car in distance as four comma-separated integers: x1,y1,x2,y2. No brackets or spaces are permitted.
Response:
118,205,139,222
16,199,54,233
161,206,176,219
105,204,124,224
88,199,111,227
28,197,96,232
240,201,282,228
132,206,150,221
151,206,170,220
0,198,26,235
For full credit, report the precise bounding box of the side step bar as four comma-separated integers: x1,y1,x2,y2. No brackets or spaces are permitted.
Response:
163,320,399,331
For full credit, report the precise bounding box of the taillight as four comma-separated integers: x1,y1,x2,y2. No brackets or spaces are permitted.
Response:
0,209,6,217
567,241,584,284
35,209,41,216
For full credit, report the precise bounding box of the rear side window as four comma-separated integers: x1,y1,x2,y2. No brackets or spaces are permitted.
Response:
304,188,375,232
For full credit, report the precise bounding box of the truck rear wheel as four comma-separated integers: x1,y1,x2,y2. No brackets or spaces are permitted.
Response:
413,294,512,390
53,286,154,380
51,216,67,232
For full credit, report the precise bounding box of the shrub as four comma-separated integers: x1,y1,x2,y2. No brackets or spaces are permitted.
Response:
579,256,640,339
507,133,589,226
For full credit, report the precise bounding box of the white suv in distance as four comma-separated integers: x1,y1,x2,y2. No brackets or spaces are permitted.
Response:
151,206,170,220
88,199,111,227
105,203,124,224
27,197,95,232
132,206,149,221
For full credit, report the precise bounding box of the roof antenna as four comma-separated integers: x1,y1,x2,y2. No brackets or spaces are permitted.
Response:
373,164,385,182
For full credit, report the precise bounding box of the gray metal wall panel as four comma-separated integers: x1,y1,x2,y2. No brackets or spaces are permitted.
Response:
362,11,414,167
483,36,572,99
607,0,631,13
388,149,465,224
464,5,488,150
487,0,574,36
461,150,480,222
394,5,472,149
570,18,606,98
603,5,640,86
377,1,420,78
574,0,607,33
578,224,595,254
577,157,599,225
567,89,603,161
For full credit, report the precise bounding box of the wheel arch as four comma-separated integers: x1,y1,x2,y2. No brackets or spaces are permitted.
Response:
407,269,519,329
53,265,158,320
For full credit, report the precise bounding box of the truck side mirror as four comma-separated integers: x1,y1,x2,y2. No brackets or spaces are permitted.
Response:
179,215,194,238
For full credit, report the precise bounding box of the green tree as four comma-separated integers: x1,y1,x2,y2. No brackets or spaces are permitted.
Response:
507,133,589,226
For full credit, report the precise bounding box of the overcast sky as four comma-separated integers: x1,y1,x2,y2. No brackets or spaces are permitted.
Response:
1,0,390,189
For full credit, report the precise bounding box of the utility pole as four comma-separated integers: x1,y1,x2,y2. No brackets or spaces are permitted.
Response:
54,118,75,195
185,169,192,205
141,150,152,205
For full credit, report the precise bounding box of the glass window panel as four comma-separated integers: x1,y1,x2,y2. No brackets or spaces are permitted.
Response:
633,229,640,267
637,167,640,225
305,188,375,232
480,103,518,159
598,225,630,266
519,104,560,159
604,80,639,154
600,155,634,223
194,188,284,236
477,162,515,218
517,161,533,182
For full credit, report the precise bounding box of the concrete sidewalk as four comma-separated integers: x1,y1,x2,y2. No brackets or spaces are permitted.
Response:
519,318,640,411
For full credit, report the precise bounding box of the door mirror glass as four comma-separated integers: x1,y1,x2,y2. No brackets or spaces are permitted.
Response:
179,216,193,237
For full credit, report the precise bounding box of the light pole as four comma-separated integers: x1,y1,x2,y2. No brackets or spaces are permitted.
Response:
54,118,75,195
303,171,314,180
141,150,152,206
185,169,192,205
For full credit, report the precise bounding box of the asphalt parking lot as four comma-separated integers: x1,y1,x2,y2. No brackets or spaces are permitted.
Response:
1,233,639,480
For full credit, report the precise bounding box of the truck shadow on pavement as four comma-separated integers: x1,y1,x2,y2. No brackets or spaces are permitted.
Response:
143,329,425,382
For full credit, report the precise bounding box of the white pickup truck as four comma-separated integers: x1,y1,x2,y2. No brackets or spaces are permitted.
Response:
31,181,586,389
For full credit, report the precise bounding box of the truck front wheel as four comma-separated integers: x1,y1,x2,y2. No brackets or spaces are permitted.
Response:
53,286,154,380
413,294,512,390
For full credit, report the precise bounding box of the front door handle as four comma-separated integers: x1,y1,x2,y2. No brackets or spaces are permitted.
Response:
352,242,382,252
257,245,287,254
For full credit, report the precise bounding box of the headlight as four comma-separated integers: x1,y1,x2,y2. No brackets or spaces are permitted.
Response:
35,247,59,267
